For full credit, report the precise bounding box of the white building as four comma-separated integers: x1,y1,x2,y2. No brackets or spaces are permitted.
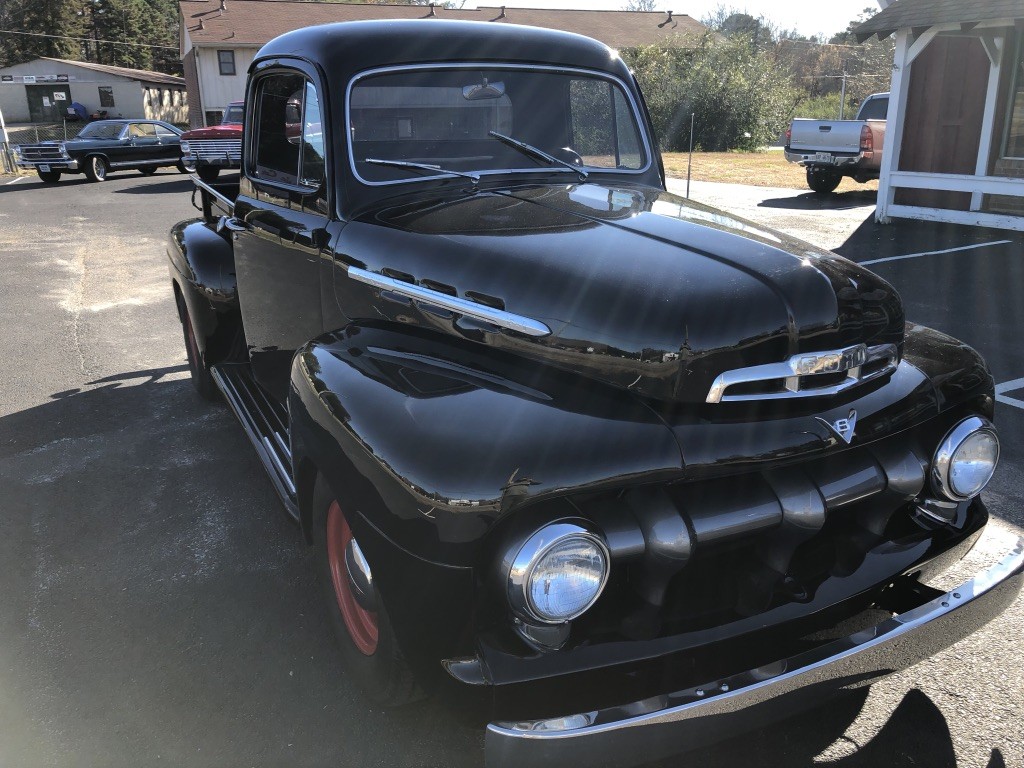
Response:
857,0,1024,231
0,58,187,125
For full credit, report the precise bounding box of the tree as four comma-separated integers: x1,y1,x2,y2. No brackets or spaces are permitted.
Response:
623,0,659,11
0,0,85,68
624,32,800,151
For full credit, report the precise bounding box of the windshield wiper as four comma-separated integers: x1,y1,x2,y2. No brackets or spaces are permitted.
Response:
488,131,588,181
364,158,479,185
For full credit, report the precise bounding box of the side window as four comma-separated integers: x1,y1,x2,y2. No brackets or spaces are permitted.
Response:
98,86,115,107
129,123,156,138
252,72,326,200
299,80,325,188
155,125,177,139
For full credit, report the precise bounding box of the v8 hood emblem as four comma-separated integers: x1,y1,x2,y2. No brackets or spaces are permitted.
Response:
815,409,858,445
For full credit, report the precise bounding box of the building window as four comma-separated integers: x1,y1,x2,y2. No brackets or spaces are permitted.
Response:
98,86,115,107
218,50,236,76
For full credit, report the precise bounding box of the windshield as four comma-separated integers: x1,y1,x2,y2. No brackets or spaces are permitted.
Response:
74,122,124,140
349,66,649,184
223,104,244,124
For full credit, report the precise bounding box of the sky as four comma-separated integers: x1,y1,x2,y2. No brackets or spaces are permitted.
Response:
470,1,881,40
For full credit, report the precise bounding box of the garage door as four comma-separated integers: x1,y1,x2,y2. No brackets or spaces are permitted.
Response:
26,84,72,123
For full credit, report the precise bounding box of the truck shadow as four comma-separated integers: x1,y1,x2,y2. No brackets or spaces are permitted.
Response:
757,189,878,212
0,367,1010,768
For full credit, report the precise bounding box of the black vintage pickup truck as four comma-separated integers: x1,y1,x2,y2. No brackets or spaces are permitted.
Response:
167,19,1023,767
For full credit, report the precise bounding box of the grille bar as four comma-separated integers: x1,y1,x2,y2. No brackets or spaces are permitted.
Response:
706,343,899,404
186,139,242,162
17,146,65,161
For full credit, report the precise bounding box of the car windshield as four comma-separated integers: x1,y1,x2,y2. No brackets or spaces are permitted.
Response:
349,66,649,184
223,104,244,124
75,122,124,140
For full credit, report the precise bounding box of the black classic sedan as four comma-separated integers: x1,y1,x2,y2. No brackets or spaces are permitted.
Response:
14,119,185,183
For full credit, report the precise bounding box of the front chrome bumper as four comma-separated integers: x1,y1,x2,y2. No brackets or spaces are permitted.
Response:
485,536,1024,768
17,159,79,171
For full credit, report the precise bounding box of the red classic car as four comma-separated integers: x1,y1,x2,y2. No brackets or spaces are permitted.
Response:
180,101,243,182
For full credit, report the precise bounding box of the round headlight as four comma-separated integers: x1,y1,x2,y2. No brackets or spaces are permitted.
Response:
507,523,609,624
932,416,999,501
180,140,191,153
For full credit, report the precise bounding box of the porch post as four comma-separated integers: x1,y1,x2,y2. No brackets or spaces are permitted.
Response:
876,28,913,223
971,33,1005,211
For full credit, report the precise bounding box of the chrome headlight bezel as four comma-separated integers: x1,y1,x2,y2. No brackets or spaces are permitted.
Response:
931,416,999,502
58,142,69,159
506,522,610,625
180,140,191,154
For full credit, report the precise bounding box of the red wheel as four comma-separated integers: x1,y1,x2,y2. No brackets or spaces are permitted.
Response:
326,500,379,655
311,476,423,706
179,299,218,401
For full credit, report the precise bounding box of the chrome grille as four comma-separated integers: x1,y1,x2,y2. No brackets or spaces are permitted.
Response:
185,139,242,162
706,343,899,403
17,145,65,161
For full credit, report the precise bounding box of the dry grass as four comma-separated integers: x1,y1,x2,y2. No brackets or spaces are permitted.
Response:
661,150,879,194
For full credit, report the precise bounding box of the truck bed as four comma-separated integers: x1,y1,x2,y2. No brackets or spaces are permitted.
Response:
191,174,239,222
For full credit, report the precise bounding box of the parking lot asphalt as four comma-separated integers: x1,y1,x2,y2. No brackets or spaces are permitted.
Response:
1,171,1022,768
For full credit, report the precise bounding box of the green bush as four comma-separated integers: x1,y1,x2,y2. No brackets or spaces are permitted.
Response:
624,33,800,152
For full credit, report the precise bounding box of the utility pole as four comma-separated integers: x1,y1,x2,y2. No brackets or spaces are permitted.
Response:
839,67,848,119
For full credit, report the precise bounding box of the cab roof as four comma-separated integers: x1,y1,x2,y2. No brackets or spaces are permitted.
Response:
253,19,631,80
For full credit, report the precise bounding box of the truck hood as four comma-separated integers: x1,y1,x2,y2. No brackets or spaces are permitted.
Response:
181,124,242,140
339,182,904,404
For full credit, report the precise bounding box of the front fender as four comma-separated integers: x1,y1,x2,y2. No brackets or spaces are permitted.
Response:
287,324,683,568
166,218,238,358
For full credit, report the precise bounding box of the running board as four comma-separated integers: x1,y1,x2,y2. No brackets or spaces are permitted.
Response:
211,364,299,521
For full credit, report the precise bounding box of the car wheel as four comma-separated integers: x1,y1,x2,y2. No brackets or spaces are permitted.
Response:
179,302,219,401
176,161,188,174
806,167,842,194
139,167,158,176
196,166,220,183
36,169,61,183
84,155,108,182
312,475,423,707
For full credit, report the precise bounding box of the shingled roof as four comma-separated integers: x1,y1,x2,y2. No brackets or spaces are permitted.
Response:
855,0,1024,42
179,1,705,51
40,57,185,87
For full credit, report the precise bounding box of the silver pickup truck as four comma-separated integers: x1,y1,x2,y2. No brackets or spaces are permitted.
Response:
785,92,888,193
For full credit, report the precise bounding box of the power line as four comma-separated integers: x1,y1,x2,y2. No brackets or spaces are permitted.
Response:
0,28,177,50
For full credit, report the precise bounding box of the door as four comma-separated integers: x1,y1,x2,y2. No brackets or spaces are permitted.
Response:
26,84,71,123
125,122,162,164
231,71,333,402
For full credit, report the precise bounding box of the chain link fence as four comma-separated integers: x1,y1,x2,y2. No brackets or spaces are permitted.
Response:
2,121,87,175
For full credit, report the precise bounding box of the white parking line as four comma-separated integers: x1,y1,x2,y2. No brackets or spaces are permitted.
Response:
861,240,1012,266
995,377,1024,411
4,176,25,185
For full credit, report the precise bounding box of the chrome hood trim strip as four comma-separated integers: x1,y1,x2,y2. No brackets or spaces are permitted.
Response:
346,266,552,338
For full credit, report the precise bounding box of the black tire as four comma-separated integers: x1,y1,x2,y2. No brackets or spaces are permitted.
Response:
179,302,219,401
84,155,108,182
196,166,220,183
139,167,158,176
36,169,61,183
806,166,842,194
311,475,423,707
176,160,188,174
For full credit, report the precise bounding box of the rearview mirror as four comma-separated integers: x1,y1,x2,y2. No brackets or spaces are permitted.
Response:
463,78,505,100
